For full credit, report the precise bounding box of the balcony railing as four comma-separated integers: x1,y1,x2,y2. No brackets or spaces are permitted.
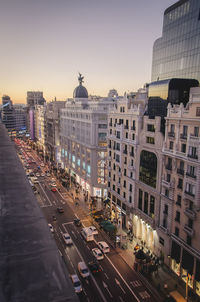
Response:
165,164,172,171
123,150,127,154
184,190,195,197
184,208,196,219
177,168,184,176
124,125,129,130
130,152,134,157
188,154,198,160
184,225,194,236
180,133,187,140
168,132,175,138
186,172,196,179
131,126,136,131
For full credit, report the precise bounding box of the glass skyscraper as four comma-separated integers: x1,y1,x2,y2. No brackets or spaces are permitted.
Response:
151,0,200,83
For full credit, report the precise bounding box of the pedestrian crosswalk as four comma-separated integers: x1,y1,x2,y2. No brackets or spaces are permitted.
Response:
138,290,151,299
130,280,142,288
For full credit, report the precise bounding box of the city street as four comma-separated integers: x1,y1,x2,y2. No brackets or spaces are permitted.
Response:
16,141,160,302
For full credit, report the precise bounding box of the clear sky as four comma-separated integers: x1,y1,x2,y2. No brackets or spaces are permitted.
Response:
0,0,176,103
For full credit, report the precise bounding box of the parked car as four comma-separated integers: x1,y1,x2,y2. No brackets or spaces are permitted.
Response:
48,223,54,233
70,274,82,294
78,262,90,278
51,187,57,192
88,261,102,274
92,248,104,260
88,226,98,235
97,241,110,254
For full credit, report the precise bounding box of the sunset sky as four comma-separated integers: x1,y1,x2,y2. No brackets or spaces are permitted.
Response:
1,0,175,103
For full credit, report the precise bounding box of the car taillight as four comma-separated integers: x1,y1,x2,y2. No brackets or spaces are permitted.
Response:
93,270,96,273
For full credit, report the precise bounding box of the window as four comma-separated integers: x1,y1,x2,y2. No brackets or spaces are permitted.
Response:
124,157,127,164
146,137,155,144
126,132,128,138
167,174,171,182
147,124,155,132
183,125,188,136
129,184,132,192
116,131,120,139
113,185,115,191
150,196,155,216
130,172,133,178
175,211,180,223
129,196,132,203
117,188,120,195
113,174,116,181
194,127,199,137
175,227,179,237
164,204,168,215
124,169,126,176
169,141,173,150
196,107,200,116
144,192,148,214
138,189,142,210
176,195,181,206
123,180,126,188
181,144,186,153
188,146,198,159
188,218,193,229
165,189,169,197
177,178,183,189
123,192,126,199
132,133,135,140
185,183,195,196
186,236,192,246
187,165,196,178
98,124,107,129
108,181,110,188
170,124,175,133
159,237,164,246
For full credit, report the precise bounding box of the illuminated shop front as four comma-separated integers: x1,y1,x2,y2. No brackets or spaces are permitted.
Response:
133,215,157,253
170,240,200,296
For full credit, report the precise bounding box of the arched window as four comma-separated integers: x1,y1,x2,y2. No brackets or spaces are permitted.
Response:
139,150,157,188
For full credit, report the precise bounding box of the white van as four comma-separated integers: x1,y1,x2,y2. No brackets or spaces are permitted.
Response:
80,227,94,242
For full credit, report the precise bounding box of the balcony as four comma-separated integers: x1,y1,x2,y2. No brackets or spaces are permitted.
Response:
184,208,196,219
123,150,127,155
180,133,187,140
184,190,195,198
186,172,196,179
124,125,129,130
184,225,194,236
177,168,184,176
109,122,112,127
188,154,198,160
130,152,134,157
168,132,175,138
128,165,135,170
165,164,172,171
162,179,175,188
131,126,136,131
177,184,183,190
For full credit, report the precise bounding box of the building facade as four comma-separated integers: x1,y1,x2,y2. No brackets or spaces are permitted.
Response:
159,87,200,296
34,104,46,156
151,0,200,83
45,100,65,162
1,95,15,131
60,75,117,203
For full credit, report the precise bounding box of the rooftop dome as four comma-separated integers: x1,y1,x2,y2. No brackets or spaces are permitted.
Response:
73,73,88,98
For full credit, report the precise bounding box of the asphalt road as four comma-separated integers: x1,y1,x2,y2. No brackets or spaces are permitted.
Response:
15,141,161,302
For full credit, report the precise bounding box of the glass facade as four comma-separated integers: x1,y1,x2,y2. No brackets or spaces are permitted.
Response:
139,150,157,188
151,0,200,83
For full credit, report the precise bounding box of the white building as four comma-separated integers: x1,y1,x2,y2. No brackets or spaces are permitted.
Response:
60,74,118,202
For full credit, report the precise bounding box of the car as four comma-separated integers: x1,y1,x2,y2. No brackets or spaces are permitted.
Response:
52,215,57,221
78,262,90,278
36,173,40,177
73,218,82,227
46,173,51,177
30,172,34,177
88,226,98,235
41,173,45,177
97,241,110,254
51,187,57,192
95,216,104,223
92,248,104,260
41,163,45,167
62,232,73,245
57,207,64,213
51,178,56,183
48,223,54,233
70,274,82,294
88,261,102,274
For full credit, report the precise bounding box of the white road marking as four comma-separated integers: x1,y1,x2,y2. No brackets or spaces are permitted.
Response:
38,183,52,206
104,273,109,280
115,278,126,294
119,296,124,302
102,281,113,298
131,280,142,288
139,291,151,299
71,230,77,239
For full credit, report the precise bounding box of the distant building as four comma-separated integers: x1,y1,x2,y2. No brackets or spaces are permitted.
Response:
151,0,200,83
1,95,16,131
27,91,45,107
60,74,118,203
13,104,27,131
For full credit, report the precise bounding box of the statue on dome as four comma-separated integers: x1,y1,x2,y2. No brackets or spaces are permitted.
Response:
78,73,84,85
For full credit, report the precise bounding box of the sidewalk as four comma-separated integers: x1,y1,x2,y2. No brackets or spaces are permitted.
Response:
59,180,194,301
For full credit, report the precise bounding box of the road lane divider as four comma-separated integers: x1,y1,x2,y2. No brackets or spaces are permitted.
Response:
38,183,52,206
